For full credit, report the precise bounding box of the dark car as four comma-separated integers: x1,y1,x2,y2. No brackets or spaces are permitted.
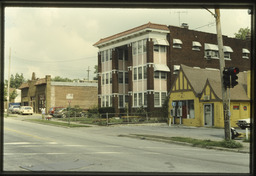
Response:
236,118,251,129
48,107,64,115
52,107,85,118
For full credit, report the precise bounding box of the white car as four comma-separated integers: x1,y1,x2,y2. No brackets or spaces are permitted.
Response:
236,118,251,129
19,106,33,115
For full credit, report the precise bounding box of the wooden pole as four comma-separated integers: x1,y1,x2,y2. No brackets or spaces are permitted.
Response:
215,9,231,140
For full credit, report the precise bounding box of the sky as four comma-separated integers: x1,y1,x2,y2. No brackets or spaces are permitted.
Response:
4,7,251,81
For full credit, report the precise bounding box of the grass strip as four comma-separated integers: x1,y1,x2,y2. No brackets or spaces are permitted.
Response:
130,134,243,149
24,119,90,128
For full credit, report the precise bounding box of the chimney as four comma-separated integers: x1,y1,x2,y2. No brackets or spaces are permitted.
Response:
32,72,36,80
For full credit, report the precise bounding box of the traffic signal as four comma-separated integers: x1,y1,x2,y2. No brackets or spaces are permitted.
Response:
230,67,239,88
222,67,239,89
223,68,231,89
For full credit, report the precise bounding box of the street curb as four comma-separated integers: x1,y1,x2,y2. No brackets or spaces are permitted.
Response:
118,134,249,154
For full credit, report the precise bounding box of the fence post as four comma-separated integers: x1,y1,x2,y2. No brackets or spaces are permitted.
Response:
106,113,108,126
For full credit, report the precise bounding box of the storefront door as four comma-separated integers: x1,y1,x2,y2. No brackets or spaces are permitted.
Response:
204,104,213,126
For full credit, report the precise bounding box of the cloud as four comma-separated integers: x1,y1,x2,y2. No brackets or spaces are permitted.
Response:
4,7,251,80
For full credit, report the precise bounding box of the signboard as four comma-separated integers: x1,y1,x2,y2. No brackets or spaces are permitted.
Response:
66,94,74,100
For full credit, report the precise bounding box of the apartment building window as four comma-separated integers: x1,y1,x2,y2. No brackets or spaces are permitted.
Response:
125,72,128,84
138,67,142,80
242,48,250,59
106,73,109,84
118,72,124,83
118,49,123,60
144,92,147,106
161,92,167,105
134,93,137,107
192,41,202,51
109,95,112,106
132,42,137,55
138,93,143,106
154,45,159,52
134,68,137,80
143,40,147,52
119,95,124,108
154,71,166,79
154,92,160,106
154,71,160,79
106,95,109,107
138,41,142,54
110,73,112,84
110,49,112,60
102,74,105,85
173,39,182,49
106,50,109,61
143,66,147,79
101,51,105,62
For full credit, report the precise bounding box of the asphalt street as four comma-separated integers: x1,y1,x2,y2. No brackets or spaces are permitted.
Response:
3,115,250,173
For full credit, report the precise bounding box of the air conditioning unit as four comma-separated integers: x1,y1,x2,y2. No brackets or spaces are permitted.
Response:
204,95,210,100
206,55,212,60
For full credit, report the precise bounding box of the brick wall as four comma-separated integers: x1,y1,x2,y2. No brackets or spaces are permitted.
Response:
53,85,98,109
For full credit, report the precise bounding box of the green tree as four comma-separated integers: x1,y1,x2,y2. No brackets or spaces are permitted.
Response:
234,27,250,40
93,65,98,80
51,76,72,82
4,86,18,101
9,73,26,89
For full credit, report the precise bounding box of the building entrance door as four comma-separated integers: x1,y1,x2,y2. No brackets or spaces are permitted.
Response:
204,104,213,126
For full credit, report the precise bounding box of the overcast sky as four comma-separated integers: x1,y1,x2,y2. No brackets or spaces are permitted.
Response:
4,7,251,81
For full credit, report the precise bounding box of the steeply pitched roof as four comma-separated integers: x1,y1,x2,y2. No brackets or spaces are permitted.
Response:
35,78,46,86
19,82,29,89
180,64,249,101
93,22,169,47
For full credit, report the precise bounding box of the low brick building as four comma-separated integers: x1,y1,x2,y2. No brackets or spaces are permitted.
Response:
19,73,98,113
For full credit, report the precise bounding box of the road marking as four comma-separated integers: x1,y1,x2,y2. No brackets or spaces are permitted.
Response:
4,127,55,142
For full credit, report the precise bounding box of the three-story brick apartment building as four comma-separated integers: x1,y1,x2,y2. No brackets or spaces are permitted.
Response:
93,22,251,114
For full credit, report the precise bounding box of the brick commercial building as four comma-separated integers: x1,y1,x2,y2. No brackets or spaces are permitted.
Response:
93,22,251,114
19,73,98,114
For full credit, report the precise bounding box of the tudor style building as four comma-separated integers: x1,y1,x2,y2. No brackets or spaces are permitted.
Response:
169,64,250,128
93,22,251,114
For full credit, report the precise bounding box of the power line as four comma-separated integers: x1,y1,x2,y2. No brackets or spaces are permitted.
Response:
193,22,215,30
11,55,96,63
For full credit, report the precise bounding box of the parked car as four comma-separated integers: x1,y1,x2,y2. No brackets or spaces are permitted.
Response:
11,105,21,114
19,106,33,115
236,118,251,129
8,105,20,114
53,107,85,118
48,107,64,115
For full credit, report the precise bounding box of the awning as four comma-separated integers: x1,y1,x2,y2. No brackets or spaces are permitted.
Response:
223,46,233,53
242,48,250,54
154,64,170,72
192,41,202,47
153,38,169,46
204,43,218,51
173,39,183,44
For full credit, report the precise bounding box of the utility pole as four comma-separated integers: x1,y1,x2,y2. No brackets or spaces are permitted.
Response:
86,66,90,81
6,48,11,117
215,9,231,140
